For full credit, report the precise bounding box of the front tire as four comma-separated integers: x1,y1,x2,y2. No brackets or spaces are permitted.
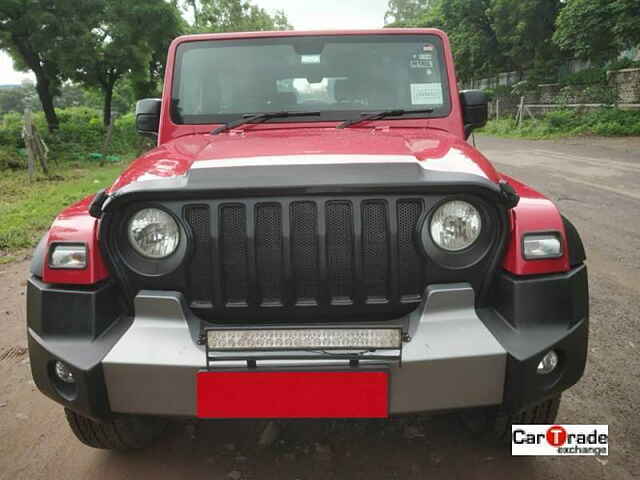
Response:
463,394,562,444
64,408,167,450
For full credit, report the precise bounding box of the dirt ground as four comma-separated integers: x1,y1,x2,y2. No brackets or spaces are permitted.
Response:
0,135,638,480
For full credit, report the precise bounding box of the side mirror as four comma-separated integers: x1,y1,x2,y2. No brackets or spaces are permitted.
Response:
135,98,161,137
459,90,488,139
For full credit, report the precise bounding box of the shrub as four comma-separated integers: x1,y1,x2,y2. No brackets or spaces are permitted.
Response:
482,107,640,139
560,67,607,88
0,107,142,172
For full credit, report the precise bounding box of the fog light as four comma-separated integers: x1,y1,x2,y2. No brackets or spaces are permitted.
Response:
537,350,559,375
55,361,75,384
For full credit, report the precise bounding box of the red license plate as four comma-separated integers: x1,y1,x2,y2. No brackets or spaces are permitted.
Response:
196,370,389,419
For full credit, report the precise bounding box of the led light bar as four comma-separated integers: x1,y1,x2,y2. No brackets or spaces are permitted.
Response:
206,328,403,351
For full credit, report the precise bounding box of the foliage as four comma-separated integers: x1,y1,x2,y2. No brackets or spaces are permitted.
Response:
62,0,183,126
0,82,38,115
487,0,563,78
384,0,432,25
0,107,140,170
388,0,640,83
424,0,505,82
559,67,607,87
483,85,514,100
195,0,291,32
554,0,640,63
482,108,640,139
0,0,101,131
388,0,565,83
607,58,640,71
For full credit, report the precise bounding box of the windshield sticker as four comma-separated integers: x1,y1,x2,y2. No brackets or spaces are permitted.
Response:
423,44,435,52
410,53,433,69
301,54,321,64
410,83,443,105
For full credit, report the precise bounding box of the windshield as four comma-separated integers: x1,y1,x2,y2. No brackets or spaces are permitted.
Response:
171,35,451,125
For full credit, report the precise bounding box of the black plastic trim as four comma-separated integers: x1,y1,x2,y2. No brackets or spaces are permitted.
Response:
28,323,130,421
30,234,47,278
26,276,131,420
89,189,109,218
106,165,506,207
27,276,121,338
562,215,586,267
490,264,588,330
481,264,589,412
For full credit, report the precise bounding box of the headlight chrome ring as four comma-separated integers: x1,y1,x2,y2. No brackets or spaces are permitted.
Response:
128,207,180,259
429,200,482,252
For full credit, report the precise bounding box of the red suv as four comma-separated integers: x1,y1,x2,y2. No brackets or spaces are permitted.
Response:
27,29,588,450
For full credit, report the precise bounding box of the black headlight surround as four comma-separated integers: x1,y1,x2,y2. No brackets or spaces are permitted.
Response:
116,203,192,277
418,195,497,270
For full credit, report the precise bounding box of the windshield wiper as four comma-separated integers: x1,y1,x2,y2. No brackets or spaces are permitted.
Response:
337,108,435,129
211,111,321,135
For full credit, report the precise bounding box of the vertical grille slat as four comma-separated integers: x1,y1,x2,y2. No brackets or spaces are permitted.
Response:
397,199,425,300
362,201,390,303
291,201,319,305
255,203,284,306
184,205,212,305
326,201,354,304
221,205,249,306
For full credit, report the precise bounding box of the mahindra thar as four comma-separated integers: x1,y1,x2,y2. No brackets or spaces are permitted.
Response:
27,29,588,450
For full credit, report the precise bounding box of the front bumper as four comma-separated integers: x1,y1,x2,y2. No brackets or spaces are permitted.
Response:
27,265,588,420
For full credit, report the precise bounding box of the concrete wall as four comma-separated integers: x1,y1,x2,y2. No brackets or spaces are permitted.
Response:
487,68,640,118
608,68,640,104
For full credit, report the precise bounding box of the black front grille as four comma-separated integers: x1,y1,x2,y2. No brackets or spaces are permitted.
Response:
183,197,426,319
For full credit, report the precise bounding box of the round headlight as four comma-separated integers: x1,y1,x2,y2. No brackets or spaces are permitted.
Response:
128,208,180,259
430,200,482,251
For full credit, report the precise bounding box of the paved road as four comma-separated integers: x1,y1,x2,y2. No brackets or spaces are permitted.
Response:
0,135,638,480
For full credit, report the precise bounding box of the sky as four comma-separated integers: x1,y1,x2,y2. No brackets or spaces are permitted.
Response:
0,0,390,86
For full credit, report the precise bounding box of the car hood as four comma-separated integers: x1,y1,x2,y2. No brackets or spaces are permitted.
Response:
110,127,500,192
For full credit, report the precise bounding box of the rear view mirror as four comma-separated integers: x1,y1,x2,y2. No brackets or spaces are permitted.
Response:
460,90,488,139
135,98,161,137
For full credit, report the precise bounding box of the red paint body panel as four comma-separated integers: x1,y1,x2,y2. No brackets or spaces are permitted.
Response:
499,174,570,275
42,195,109,285
196,371,389,418
110,127,500,191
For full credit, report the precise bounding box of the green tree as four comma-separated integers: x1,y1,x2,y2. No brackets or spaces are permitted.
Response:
388,0,565,83
196,0,291,33
0,0,99,131
0,81,38,115
488,0,563,80
554,0,640,63
64,0,183,126
384,0,432,26
404,0,504,83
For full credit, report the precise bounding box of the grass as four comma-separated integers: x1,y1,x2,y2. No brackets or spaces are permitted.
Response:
0,161,128,258
481,108,640,140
